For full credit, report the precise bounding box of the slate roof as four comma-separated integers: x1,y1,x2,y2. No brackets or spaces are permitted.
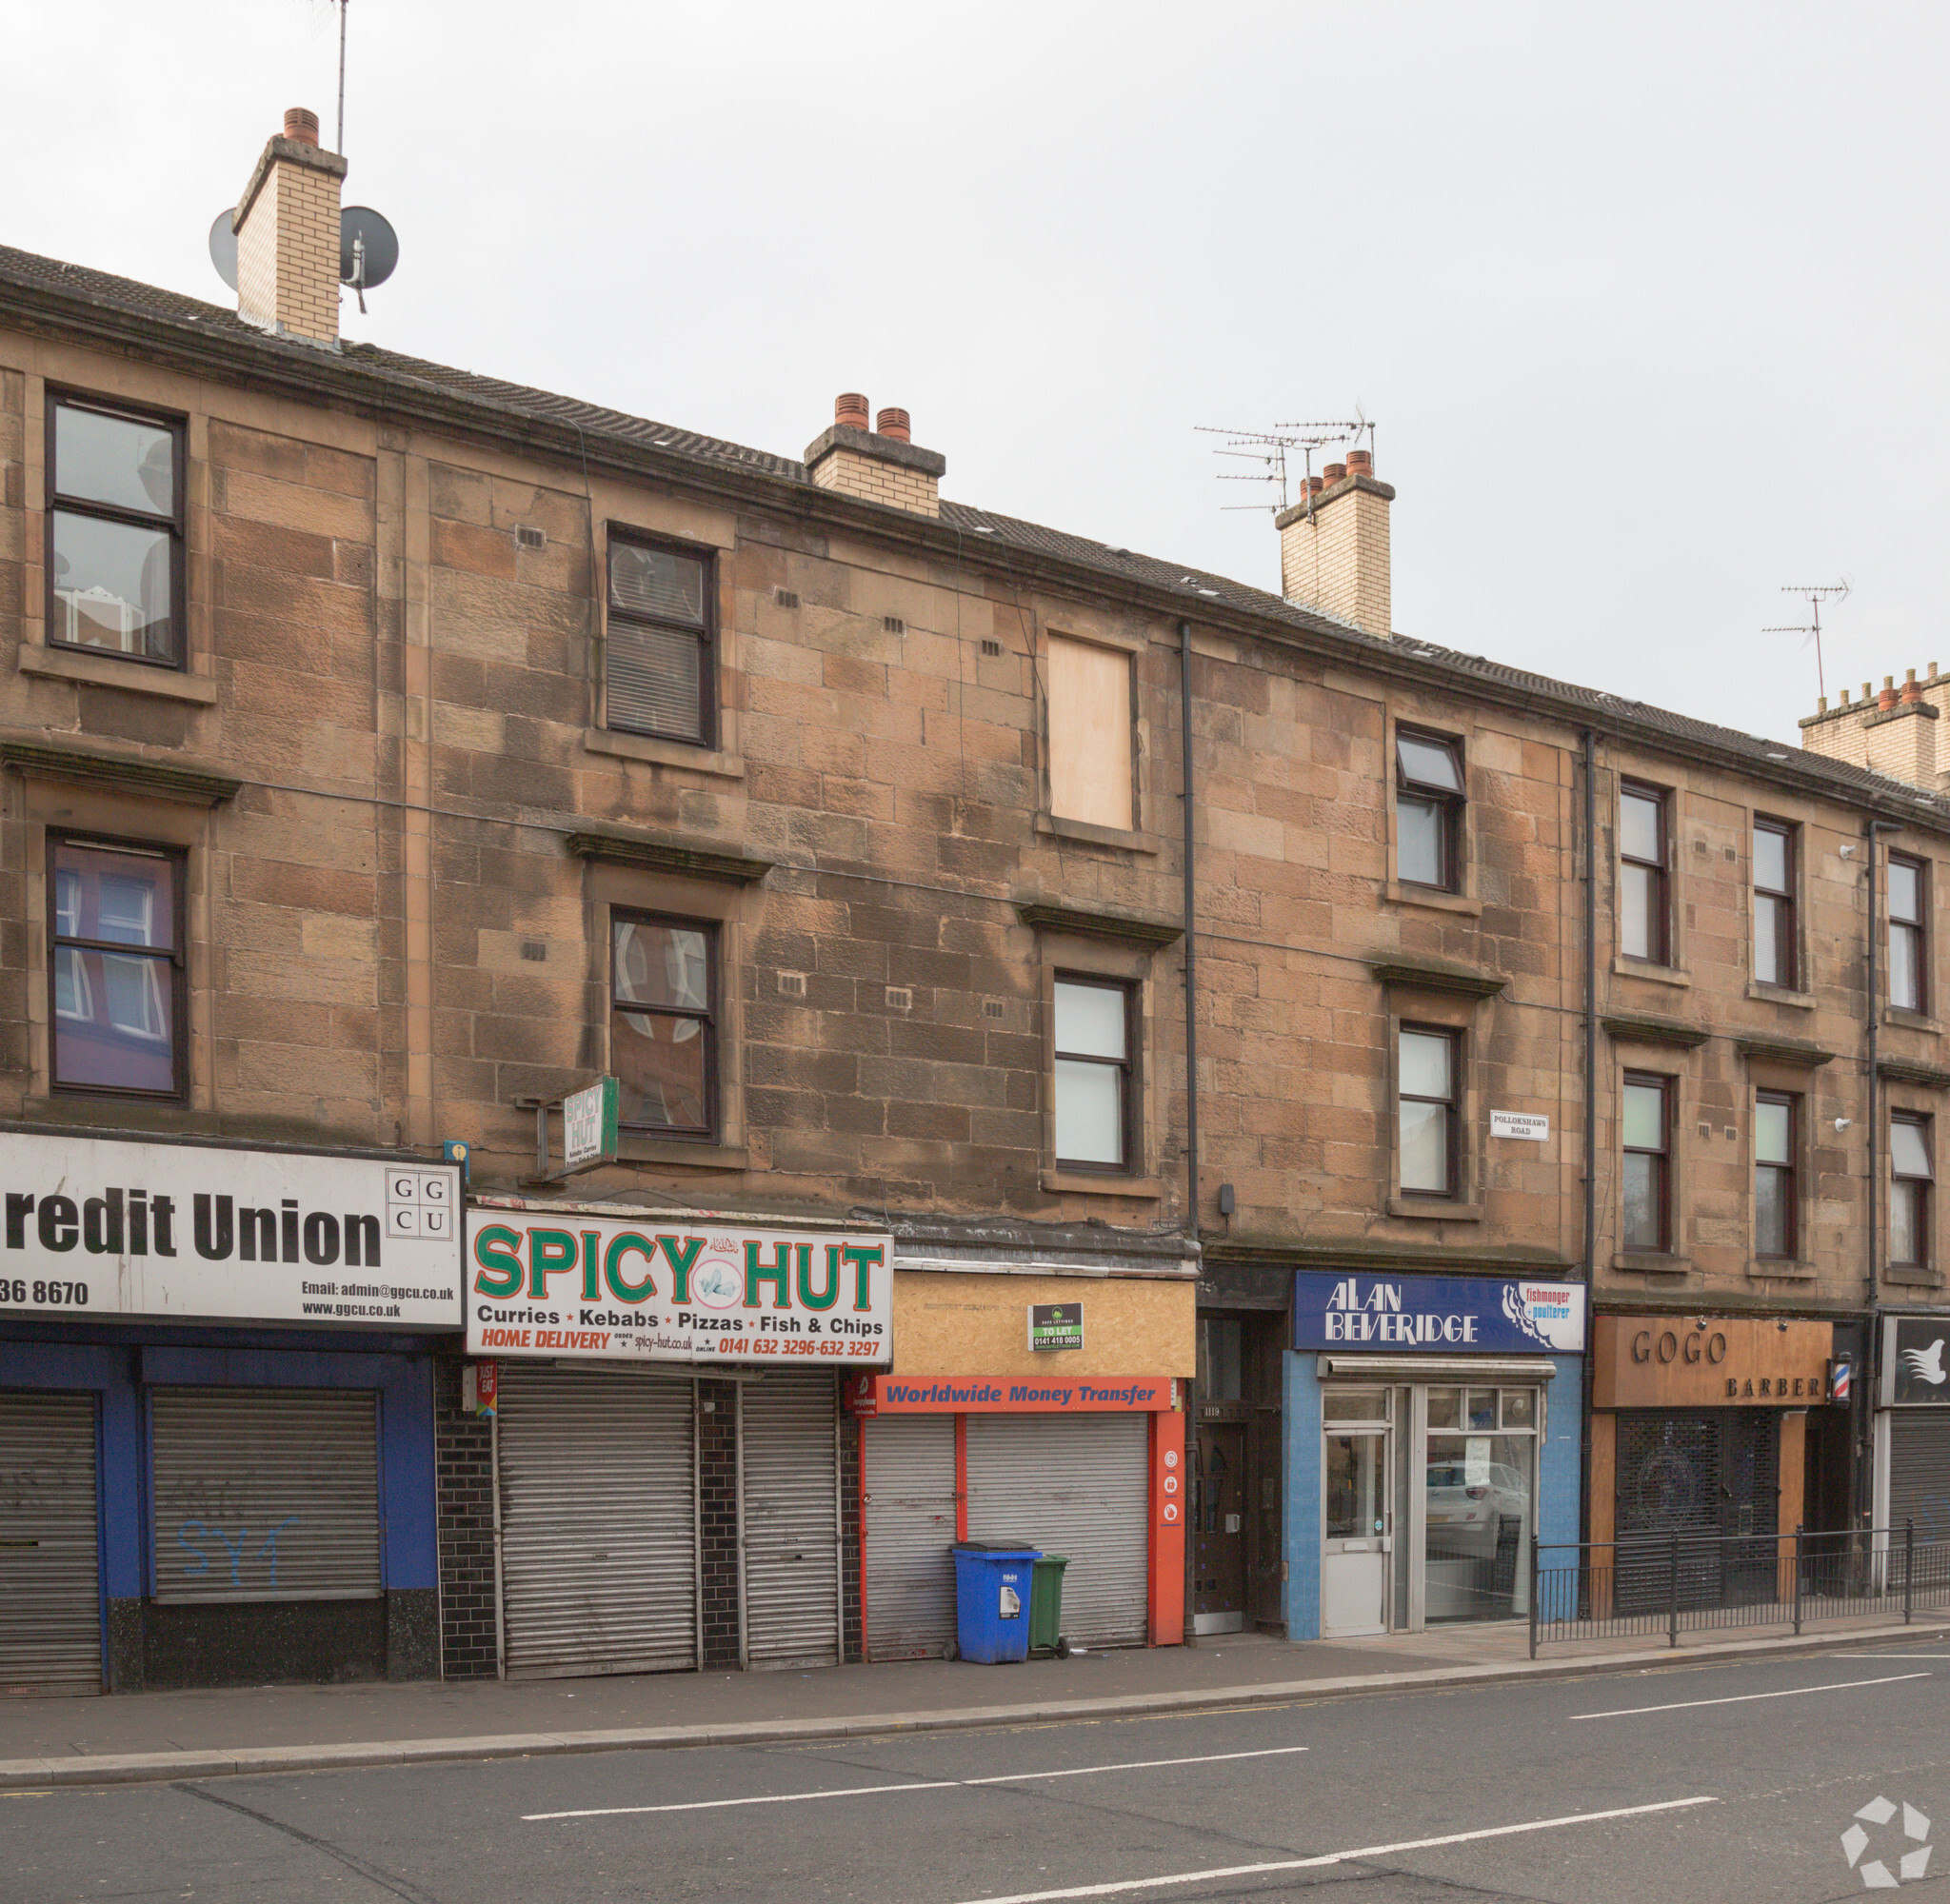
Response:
3,240,1941,825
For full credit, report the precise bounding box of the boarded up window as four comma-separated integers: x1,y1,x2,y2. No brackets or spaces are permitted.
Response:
1047,636,1133,829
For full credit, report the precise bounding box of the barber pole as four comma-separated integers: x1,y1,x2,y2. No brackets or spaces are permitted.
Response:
1830,1357,1852,1404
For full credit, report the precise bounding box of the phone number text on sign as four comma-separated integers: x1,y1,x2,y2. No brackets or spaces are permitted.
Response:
465,1215,895,1365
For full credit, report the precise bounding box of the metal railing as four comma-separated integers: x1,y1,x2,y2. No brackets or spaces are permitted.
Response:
1528,1522,1950,1657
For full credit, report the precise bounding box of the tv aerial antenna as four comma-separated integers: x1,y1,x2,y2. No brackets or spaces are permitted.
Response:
208,3,399,315
1762,581,1849,701
1194,410,1373,516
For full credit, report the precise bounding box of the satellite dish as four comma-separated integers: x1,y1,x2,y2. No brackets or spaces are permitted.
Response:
339,207,399,290
209,208,239,291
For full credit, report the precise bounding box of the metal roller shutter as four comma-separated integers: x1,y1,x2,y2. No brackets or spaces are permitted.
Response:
965,1413,1149,1648
863,1414,957,1660
498,1364,697,1678
1889,1413,1950,1546
743,1375,840,1669
150,1388,380,1603
0,1392,102,1692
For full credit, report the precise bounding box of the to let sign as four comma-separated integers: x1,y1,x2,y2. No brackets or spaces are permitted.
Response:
467,1213,894,1366
1028,1301,1084,1351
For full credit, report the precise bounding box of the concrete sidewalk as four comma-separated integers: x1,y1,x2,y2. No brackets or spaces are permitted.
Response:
3,1614,1943,1791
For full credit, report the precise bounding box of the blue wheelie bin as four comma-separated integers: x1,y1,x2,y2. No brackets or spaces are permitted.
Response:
950,1542,1042,1663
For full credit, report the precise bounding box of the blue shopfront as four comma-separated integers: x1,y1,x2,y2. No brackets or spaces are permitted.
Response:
0,1131,460,1693
1283,1270,1586,1640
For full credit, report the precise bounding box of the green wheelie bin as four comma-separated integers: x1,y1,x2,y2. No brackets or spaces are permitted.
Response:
1028,1553,1070,1656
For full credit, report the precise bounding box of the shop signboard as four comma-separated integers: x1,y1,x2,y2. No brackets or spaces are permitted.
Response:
0,1130,461,1326
1592,1314,1834,1408
1884,1316,1950,1405
850,1374,1174,1413
562,1078,619,1172
1292,1272,1586,1355
467,1210,894,1365
1027,1301,1084,1352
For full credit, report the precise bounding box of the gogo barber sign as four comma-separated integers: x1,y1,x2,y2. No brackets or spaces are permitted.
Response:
1292,1271,1586,1355
0,1130,461,1326
467,1213,895,1365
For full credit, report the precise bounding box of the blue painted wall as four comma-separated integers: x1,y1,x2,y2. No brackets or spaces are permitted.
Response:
1281,1350,1583,1641
0,1334,437,1611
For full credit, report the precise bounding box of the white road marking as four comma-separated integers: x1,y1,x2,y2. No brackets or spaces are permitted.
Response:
948,1795,1720,1904
1569,1671,1930,1721
523,1743,1312,1821
1839,1653,1950,1659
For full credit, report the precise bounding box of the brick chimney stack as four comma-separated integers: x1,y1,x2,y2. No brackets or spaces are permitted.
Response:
233,108,347,348
1276,446,1394,637
805,394,945,516
1801,660,1950,791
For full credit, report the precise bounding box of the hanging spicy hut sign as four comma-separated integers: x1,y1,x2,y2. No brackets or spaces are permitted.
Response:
465,1206,894,1365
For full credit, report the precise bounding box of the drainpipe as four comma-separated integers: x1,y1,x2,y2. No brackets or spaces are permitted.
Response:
1862,819,1901,1526
1178,618,1200,1644
1580,730,1598,1550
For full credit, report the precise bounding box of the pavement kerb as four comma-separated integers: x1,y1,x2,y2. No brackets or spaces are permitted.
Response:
6,1620,1944,1792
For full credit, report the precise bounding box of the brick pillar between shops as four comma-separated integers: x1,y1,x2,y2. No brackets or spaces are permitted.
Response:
699,1378,741,1668
434,1359,499,1678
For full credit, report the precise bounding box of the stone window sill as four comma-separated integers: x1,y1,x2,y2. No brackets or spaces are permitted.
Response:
1884,1008,1943,1036
1041,1168,1163,1198
21,644,217,704
1886,1263,1944,1288
1386,1196,1484,1222
1611,1250,1695,1277
1383,882,1482,918
616,1137,751,1171
1035,813,1158,855
1747,982,1818,1011
1613,956,1691,988
1746,1257,1818,1280
584,726,745,779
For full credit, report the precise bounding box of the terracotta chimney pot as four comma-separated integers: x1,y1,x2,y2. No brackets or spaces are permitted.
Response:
1323,461,1347,484
875,407,911,443
834,392,869,431
284,107,321,146
1306,475,1324,496
1346,448,1373,476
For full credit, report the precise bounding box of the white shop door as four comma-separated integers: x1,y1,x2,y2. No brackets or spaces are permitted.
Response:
965,1412,1149,1648
0,1391,102,1692
864,1414,957,1660
742,1376,840,1669
150,1388,380,1602
498,1364,697,1678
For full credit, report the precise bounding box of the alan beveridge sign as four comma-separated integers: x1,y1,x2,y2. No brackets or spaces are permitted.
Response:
1292,1271,1586,1355
467,1211,895,1365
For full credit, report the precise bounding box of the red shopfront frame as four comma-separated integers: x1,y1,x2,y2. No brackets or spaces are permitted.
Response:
846,1374,1184,1650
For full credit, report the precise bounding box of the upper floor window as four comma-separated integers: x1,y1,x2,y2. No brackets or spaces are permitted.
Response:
1754,1091,1799,1260
1046,635,1135,832
611,912,716,1137
50,835,184,1098
1890,1113,1934,1269
1622,1072,1672,1252
606,535,714,744
1752,819,1797,988
48,396,184,668
1619,783,1670,963
1398,1026,1459,1198
1053,977,1133,1170
1889,853,1926,1014
1395,731,1464,891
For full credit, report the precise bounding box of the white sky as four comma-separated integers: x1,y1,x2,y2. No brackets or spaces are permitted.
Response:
15,3,1948,745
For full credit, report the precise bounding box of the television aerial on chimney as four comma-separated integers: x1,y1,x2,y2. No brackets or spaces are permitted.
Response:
1196,410,1373,515
1762,580,1850,700
208,203,399,312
